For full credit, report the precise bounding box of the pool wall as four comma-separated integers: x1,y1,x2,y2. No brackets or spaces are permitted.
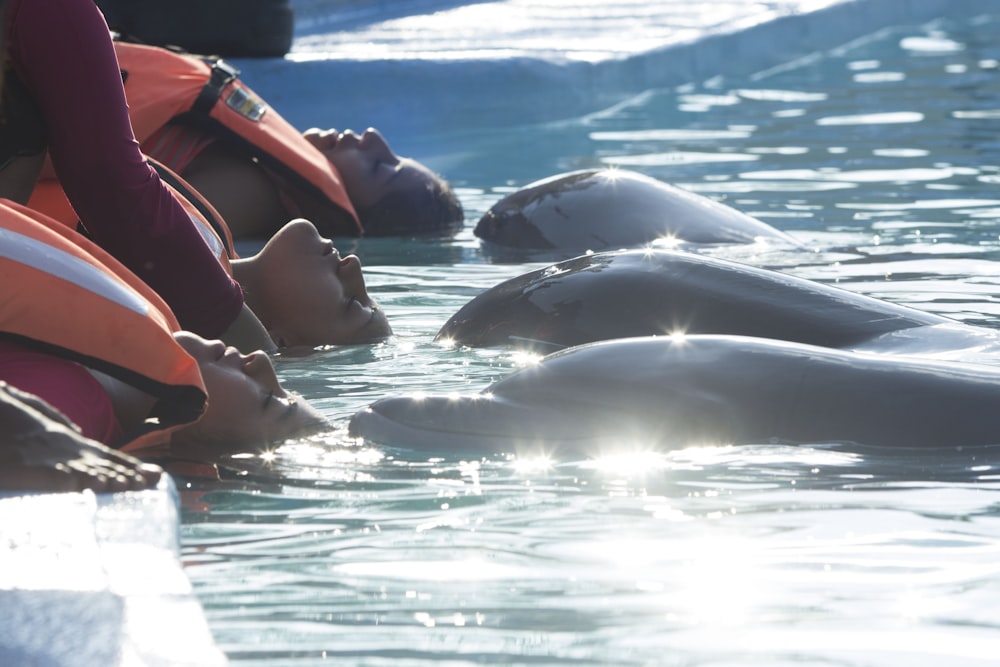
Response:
242,0,997,138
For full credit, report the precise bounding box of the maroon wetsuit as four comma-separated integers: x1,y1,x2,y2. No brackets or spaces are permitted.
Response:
3,0,243,337
0,340,122,444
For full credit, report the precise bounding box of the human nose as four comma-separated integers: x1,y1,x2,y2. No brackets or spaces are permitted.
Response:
360,128,396,162
242,351,284,394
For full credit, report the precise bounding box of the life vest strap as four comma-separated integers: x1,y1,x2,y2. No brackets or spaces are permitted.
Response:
148,159,234,258
191,59,240,115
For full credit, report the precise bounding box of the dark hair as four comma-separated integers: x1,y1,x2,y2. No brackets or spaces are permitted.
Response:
357,175,464,237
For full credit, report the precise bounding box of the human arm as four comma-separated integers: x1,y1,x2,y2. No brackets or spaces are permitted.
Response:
5,0,244,339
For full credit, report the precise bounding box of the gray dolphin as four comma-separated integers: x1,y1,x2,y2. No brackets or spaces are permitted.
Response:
360,251,1000,453
350,335,1000,453
436,249,951,351
474,169,798,256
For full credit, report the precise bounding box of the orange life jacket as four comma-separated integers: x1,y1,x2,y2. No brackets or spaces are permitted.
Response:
0,200,207,451
115,40,362,234
28,155,236,272
147,157,237,269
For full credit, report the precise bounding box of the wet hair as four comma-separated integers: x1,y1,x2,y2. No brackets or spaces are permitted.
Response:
357,174,464,237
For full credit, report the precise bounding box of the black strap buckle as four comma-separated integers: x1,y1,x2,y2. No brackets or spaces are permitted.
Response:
191,59,240,115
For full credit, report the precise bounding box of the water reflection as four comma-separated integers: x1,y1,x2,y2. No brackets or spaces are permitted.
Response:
183,438,1000,664
184,12,1000,667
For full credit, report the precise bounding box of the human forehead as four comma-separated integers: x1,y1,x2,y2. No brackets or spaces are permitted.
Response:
173,331,213,357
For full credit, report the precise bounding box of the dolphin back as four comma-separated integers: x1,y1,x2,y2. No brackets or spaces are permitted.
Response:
436,250,947,350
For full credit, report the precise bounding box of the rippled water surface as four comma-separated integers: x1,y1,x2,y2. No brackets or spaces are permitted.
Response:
184,13,1000,665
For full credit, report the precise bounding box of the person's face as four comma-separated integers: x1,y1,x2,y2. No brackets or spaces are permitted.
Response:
172,332,327,448
305,127,438,210
254,219,392,347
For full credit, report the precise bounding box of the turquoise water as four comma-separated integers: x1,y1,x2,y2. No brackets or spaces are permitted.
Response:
184,13,1000,666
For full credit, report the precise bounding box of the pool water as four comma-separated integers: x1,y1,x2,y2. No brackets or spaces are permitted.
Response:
184,12,1000,666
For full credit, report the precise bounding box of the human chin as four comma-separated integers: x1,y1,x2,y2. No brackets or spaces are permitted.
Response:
350,304,392,343
275,397,328,440
367,308,392,340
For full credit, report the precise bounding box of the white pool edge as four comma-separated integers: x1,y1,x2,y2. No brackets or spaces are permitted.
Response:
0,476,228,666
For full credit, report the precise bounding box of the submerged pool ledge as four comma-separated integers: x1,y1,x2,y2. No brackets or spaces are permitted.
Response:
240,0,997,138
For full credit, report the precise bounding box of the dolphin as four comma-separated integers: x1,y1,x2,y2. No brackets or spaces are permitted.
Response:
474,169,798,256
436,249,956,352
363,250,1000,454
350,335,1000,453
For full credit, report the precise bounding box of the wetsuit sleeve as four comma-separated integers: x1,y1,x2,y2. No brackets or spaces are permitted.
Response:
5,0,244,337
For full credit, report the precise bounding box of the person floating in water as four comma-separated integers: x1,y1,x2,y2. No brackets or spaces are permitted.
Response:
233,218,393,349
0,201,328,472
126,166,394,349
28,39,465,240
